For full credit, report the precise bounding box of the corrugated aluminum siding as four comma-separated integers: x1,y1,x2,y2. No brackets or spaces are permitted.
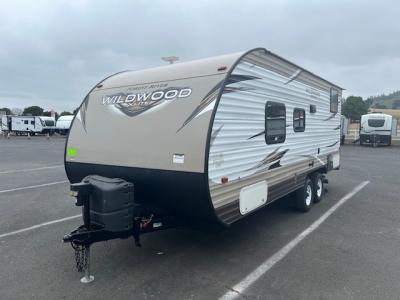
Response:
208,50,341,223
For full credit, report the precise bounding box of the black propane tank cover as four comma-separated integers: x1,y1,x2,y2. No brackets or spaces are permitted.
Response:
82,175,135,232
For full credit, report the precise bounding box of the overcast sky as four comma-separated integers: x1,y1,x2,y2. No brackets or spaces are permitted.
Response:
0,0,399,112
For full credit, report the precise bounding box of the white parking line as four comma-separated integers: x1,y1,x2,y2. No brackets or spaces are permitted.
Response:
0,215,81,239
220,180,370,300
0,180,69,194
0,165,64,174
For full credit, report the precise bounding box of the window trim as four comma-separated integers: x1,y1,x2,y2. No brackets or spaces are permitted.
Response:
265,101,286,145
293,108,306,132
330,88,339,113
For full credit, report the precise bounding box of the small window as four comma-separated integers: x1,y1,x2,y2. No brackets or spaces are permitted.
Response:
24,120,28,125
368,119,385,127
330,89,339,113
293,108,306,132
265,101,286,144
31,121,35,125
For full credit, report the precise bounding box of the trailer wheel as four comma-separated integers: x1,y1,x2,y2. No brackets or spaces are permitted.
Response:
29,132,34,136
311,173,324,203
295,178,314,212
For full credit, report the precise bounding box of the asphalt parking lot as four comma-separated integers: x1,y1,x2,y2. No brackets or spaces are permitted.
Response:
0,137,400,300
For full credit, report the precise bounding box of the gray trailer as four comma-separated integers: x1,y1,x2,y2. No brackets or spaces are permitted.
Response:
62,48,342,281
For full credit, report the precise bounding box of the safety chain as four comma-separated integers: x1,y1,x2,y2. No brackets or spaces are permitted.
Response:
71,241,88,273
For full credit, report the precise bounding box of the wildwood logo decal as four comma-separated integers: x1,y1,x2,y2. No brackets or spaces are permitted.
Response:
102,87,192,117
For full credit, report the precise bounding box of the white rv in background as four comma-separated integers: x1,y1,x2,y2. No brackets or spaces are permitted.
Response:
39,116,56,134
360,113,397,146
56,115,74,135
1,115,56,135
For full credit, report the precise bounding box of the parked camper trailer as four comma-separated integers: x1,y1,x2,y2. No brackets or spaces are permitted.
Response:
56,115,74,135
1,115,10,133
62,48,342,280
1,115,55,135
360,113,397,146
39,116,56,134
340,116,349,145
11,116,44,136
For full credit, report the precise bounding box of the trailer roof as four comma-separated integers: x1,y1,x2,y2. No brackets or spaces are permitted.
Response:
96,48,343,91
97,51,244,90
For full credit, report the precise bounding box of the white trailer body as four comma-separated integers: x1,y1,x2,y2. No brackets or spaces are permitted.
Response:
10,116,44,135
39,116,56,134
3,116,56,135
360,113,394,146
56,115,74,135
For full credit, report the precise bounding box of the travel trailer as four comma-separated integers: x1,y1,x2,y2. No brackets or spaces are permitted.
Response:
1,115,55,135
56,115,74,135
39,116,56,134
360,113,397,146
62,48,342,281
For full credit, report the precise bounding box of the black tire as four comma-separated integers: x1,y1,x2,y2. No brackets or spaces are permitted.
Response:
388,137,392,146
295,178,314,212
311,173,324,203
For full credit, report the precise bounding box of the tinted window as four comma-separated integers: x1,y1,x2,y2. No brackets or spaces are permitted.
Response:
293,108,305,132
330,89,339,113
265,101,286,144
368,119,385,127
45,120,55,126
31,121,34,125
24,120,28,124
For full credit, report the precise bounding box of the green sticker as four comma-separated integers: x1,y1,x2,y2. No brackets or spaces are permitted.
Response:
67,148,77,156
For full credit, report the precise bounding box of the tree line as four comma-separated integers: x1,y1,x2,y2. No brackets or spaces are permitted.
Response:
342,94,400,122
0,106,78,120
365,90,400,109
